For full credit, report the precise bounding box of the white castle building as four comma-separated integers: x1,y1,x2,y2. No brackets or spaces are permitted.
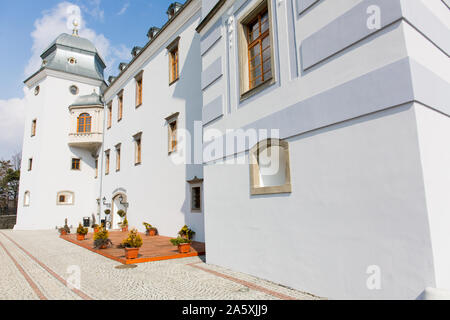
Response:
15,0,450,299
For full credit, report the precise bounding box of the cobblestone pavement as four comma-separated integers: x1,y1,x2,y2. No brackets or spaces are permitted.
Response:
0,230,320,300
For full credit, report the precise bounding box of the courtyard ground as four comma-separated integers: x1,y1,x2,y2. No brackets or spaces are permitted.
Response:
0,230,319,300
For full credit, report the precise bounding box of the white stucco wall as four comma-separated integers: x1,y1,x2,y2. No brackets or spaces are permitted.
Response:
204,105,435,299
199,0,450,299
415,104,450,291
101,4,205,241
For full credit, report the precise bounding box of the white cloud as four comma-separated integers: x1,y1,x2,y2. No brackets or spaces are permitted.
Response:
81,0,105,22
0,1,130,160
0,89,26,160
117,3,130,16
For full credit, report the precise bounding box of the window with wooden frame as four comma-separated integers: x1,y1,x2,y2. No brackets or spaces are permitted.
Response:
117,91,123,121
71,158,81,170
166,113,179,154
238,0,274,98
107,102,112,129
134,133,142,165
167,37,180,84
105,150,110,175
115,144,121,172
135,71,144,107
77,113,92,133
28,158,33,171
31,119,37,137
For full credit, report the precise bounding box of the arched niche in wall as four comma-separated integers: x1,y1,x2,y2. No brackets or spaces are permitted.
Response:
249,138,292,195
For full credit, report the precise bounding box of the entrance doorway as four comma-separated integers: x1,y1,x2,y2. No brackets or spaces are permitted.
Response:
112,194,127,230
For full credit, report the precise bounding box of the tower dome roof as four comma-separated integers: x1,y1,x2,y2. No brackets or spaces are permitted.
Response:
32,33,106,82
42,33,98,55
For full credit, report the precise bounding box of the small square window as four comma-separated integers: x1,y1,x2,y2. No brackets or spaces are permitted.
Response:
57,191,74,205
191,187,201,211
71,158,81,170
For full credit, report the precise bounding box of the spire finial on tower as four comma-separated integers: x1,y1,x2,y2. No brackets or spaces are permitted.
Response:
72,19,79,36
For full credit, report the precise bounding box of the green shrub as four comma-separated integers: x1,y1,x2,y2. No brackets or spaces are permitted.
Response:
77,224,88,235
170,237,192,246
178,225,195,240
121,229,143,248
93,227,112,249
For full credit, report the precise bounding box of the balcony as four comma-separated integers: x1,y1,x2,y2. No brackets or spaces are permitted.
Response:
68,132,102,151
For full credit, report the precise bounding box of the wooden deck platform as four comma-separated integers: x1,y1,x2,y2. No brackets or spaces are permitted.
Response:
60,231,205,265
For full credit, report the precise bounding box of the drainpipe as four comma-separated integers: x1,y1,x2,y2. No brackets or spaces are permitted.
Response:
98,94,107,227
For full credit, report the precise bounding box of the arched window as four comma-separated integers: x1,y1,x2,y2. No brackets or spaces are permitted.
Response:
77,113,92,133
249,139,292,195
24,191,31,207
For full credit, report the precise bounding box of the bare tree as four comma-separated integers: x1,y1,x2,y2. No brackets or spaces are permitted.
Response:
11,152,22,171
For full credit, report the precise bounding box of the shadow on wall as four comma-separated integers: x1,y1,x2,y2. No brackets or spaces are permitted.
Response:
170,19,205,242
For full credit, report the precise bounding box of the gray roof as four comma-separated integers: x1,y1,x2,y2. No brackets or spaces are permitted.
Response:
23,33,107,83
70,92,103,107
42,33,98,57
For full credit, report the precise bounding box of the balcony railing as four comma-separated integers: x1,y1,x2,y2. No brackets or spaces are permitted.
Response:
68,132,102,151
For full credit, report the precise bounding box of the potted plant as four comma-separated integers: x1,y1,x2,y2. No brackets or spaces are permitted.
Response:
93,227,112,249
58,218,70,236
170,237,192,254
178,225,195,240
121,229,143,259
76,223,88,241
143,222,158,236
120,217,129,232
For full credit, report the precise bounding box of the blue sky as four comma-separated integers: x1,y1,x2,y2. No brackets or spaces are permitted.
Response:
0,0,177,160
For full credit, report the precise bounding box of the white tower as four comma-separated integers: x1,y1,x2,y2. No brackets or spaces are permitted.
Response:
15,24,106,230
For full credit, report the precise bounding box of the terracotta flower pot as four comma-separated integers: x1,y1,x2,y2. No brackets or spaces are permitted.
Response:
77,234,86,241
122,227,128,232
60,230,67,236
125,247,139,259
147,229,157,236
99,244,108,249
178,243,191,254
